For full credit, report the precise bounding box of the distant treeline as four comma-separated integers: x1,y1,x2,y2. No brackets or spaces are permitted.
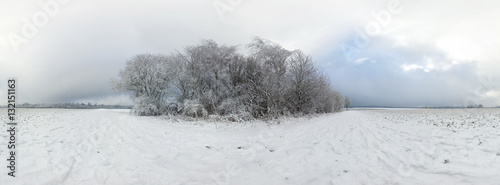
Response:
0,103,132,109
353,104,499,109
422,104,489,109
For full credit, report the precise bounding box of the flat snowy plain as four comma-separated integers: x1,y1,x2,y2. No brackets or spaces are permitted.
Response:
1,108,500,184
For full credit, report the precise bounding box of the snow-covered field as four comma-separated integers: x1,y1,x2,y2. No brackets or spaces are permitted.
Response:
1,108,500,184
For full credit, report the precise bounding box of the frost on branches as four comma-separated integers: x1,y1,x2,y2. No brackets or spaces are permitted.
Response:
112,37,348,120
132,95,159,116
182,99,208,118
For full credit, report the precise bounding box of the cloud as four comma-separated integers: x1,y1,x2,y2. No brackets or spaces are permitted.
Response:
322,34,482,107
312,0,500,107
0,0,499,107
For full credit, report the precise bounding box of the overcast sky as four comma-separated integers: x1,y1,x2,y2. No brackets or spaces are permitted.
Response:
1,0,499,107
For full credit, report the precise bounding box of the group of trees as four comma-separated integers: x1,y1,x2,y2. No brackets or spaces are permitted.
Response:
467,104,484,108
112,37,348,120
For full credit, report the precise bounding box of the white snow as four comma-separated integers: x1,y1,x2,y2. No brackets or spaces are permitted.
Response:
1,108,500,184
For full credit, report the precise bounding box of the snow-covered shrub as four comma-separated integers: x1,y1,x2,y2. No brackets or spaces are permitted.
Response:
132,95,160,116
183,99,208,118
208,114,223,122
223,113,253,122
163,101,181,115
218,98,239,115
218,98,253,122
199,90,217,114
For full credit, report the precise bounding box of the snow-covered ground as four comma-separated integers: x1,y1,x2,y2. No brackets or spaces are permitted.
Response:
1,108,500,184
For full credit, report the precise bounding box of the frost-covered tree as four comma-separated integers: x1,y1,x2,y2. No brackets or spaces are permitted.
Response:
182,40,239,114
247,37,292,116
170,53,196,102
332,91,345,112
307,72,342,114
111,53,174,116
345,96,352,110
288,50,326,114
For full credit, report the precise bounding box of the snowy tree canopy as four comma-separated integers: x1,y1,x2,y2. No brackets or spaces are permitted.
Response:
112,37,345,119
